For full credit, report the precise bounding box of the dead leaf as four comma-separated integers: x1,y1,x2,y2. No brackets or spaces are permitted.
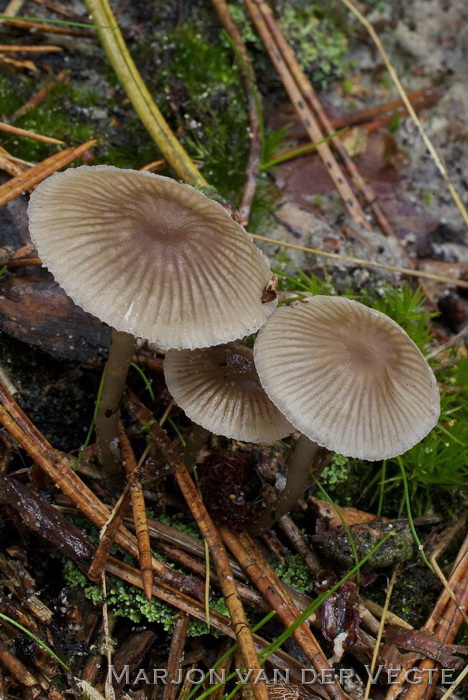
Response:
310,496,378,529
341,126,368,157
385,625,466,670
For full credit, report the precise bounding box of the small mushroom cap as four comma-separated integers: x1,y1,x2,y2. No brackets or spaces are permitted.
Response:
28,165,276,349
254,296,440,460
164,344,295,443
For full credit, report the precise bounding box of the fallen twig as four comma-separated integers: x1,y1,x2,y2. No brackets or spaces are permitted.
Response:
163,613,190,700
0,44,62,52
124,390,269,700
244,0,370,231
0,120,63,144
329,87,442,130
221,527,349,700
339,0,468,228
1,17,94,37
118,422,153,601
87,483,131,583
13,69,70,118
0,140,96,206
211,0,261,226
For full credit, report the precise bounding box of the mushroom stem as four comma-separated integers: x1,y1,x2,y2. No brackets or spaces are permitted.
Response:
96,329,135,475
250,435,332,534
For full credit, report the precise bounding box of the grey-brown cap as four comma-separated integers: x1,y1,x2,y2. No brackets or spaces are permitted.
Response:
28,165,276,349
164,344,294,442
254,296,440,460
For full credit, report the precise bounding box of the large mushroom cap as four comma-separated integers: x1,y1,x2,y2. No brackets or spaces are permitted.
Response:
28,165,276,349
254,296,440,460
164,344,294,443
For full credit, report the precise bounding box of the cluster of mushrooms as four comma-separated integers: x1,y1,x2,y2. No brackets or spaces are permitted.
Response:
28,166,440,530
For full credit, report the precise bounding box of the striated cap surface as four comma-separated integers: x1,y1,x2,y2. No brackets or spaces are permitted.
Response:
28,165,276,349
165,344,294,442
254,295,440,460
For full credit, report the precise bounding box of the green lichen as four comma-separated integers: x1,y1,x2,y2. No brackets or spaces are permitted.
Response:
278,3,349,90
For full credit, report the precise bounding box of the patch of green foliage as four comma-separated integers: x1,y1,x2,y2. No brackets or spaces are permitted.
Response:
277,272,468,517
150,23,250,202
0,71,156,168
271,554,314,593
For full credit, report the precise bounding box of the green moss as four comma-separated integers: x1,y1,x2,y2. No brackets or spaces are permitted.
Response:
0,70,156,169
271,554,314,593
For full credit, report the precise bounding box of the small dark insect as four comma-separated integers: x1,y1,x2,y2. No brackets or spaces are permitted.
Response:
262,273,278,303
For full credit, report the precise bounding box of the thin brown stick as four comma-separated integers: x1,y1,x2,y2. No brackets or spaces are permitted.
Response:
13,69,70,118
277,513,322,575
163,613,190,700
124,391,269,700
252,0,435,305
329,87,442,129
154,540,269,612
221,527,349,700
244,0,369,231
0,146,27,177
210,0,261,226
7,256,42,267
0,639,39,690
0,121,64,144
1,17,94,37
250,232,468,289
118,422,153,600
0,44,62,53
0,140,97,206
87,482,131,582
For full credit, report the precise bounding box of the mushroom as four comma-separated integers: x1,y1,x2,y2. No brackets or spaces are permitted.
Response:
164,343,294,444
251,295,440,531
28,165,276,472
